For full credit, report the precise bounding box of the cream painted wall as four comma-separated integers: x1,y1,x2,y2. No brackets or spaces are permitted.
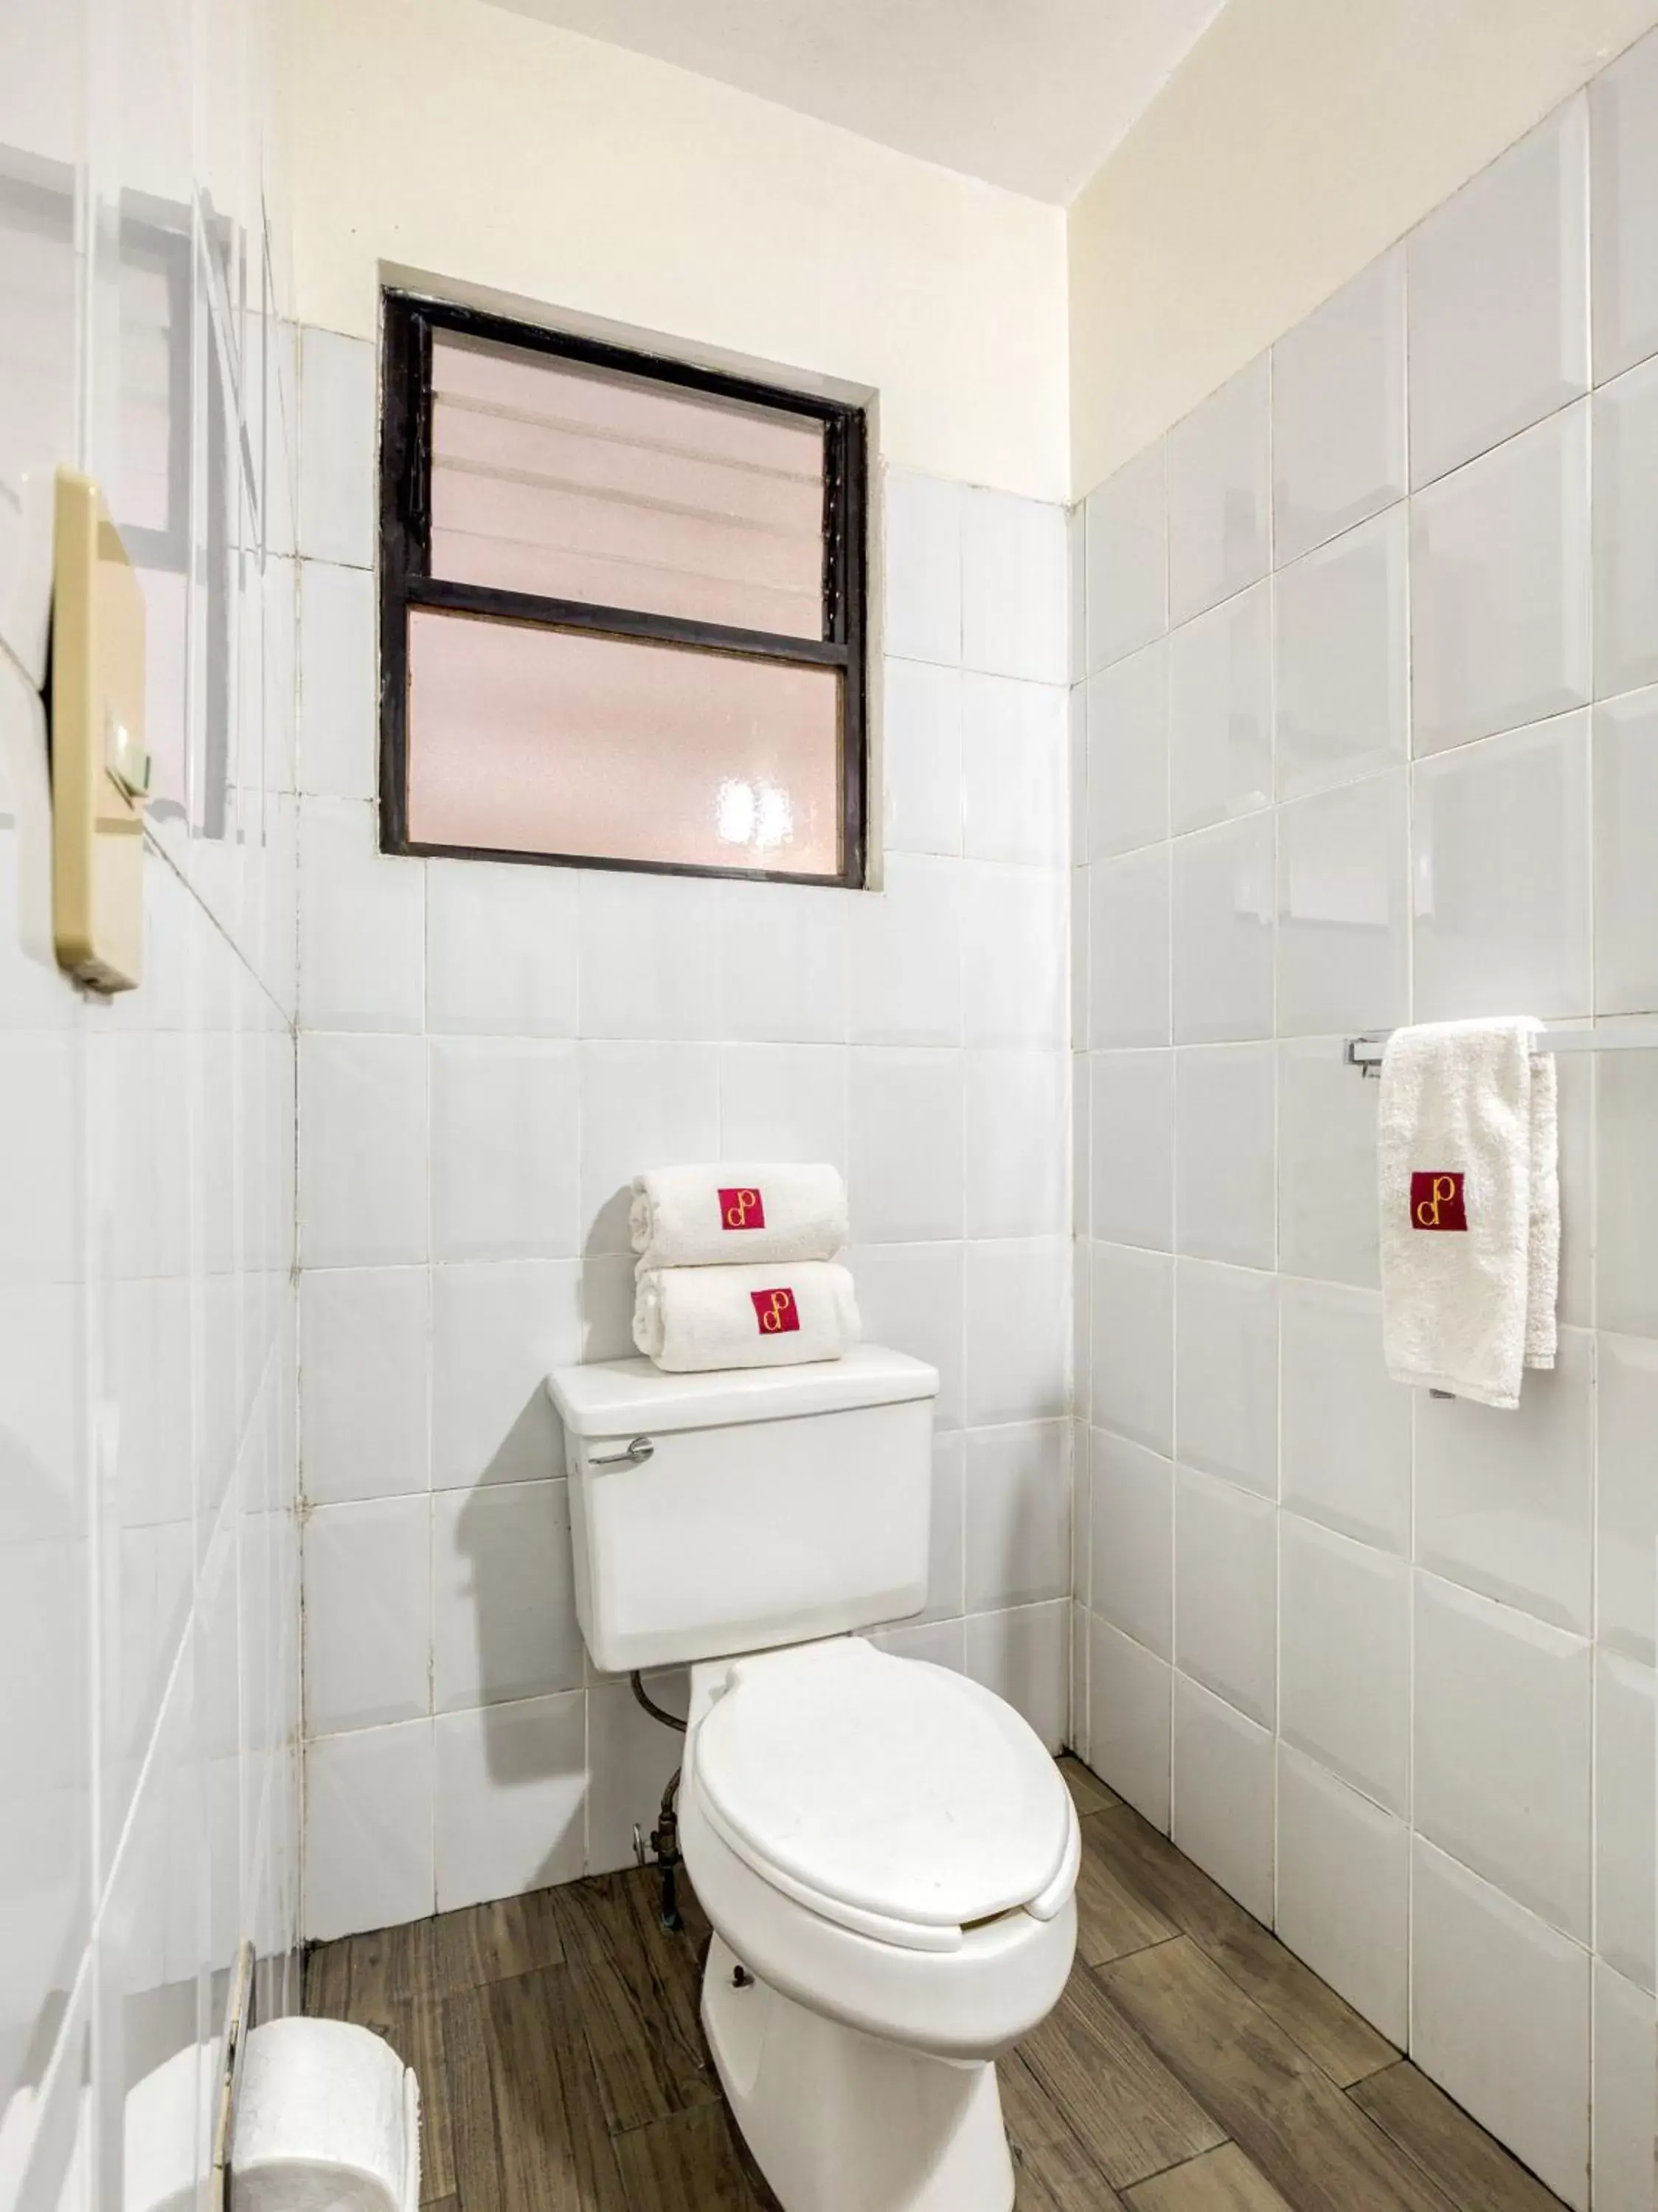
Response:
1069,0,1658,493
288,0,1068,499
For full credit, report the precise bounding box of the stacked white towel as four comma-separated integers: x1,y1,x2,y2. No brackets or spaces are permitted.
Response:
629,1164,859,1373
1378,1018,1559,1410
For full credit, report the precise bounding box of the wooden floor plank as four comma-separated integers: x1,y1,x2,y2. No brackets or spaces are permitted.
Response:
1019,1962,1227,2190
609,2102,770,2211
553,1870,716,2135
302,1937,352,2020
434,1890,566,1994
390,1993,457,2203
1058,1756,1120,1816
1126,2143,1297,2210
1349,2061,1567,2212
1100,1940,1459,2212
1083,1807,1397,2087
999,2048,1130,2210
1074,1820,1178,1967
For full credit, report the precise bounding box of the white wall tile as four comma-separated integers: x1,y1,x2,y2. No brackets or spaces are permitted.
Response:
1175,1045,1275,1269
1415,1571,1591,1940
586,1670,690,1877
849,1046,965,1242
961,490,1067,684
962,676,1067,866
1167,355,1271,625
299,1034,429,1268
965,1425,1070,1610
1168,582,1272,835
1174,1467,1277,1727
299,1267,429,1503
577,869,721,1040
1089,1050,1173,1251
1595,689,1658,1014
431,1479,583,1711
1068,506,1087,686
1412,712,1592,1021
963,862,1065,1048
303,1497,431,1734
296,561,376,798
299,799,424,1032
718,877,850,1044
434,1691,586,1910
848,1241,965,1431
1085,440,1167,672
882,471,961,667
1410,1838,1589,2211
1275,1746,1409,2044
1410,403,1592,755
1275,771,1407,1037
1590,23,1658,382
917,1430,966,1625
967,1050,1067,1239
430,1259,582,1489
1275,509,1409,805
872,1616,967,1672
1174,1259,1277,1498
1591,1960,1655,2212
1596,1332,1658,1663
1593,357,1658,700
1089,848,1170,1047
718,1043,848,1171
965,1601,1069,1752
1595,1652,1656,1992
303,1720,434,1940
1089,1431,1173,1661
1280,1282,1411,1553
1407,100,1589,488
1414,1326,1594,1634
1272,248,1407,566
1280,1514,1409,1813
430,1038,580,1262
1172,813,1274,1043
849,852,962,1046
1277,1040,1381,1288
883,659,962,855
298,329,376,567
426,858,580,1037
1087,1612,1171,1827
1089,1242,1173,1458
576,1041,721,1257
1171,1672,1274,1920
1086,639,1168,859
965,1237,1069,1427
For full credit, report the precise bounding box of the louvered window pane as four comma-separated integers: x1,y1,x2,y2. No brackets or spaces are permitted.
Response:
429,331,827,639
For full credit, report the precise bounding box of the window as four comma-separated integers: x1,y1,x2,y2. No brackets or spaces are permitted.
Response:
378,295,867,885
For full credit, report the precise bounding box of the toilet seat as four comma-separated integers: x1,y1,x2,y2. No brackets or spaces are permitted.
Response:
693,1638,1079,1955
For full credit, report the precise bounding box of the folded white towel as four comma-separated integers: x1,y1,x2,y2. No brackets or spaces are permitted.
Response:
1378,1018,1558,1410
629,1164,848,1270
633,1261,861,1373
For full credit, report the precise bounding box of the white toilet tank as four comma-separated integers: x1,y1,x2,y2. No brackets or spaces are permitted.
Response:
545,1347,939,1673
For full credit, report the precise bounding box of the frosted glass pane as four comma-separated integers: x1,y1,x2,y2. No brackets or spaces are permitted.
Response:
430,333,826,639
406,609,842,874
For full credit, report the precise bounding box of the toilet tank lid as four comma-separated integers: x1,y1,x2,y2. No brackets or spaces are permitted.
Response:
546,1345,939,1438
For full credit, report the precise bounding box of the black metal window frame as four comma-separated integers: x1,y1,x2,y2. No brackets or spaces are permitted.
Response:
378,291,869,888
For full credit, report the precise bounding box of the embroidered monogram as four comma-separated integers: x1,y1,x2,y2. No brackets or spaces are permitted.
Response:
750,1287,800,1334
719,1186,765,1230
1410,1171,1468,1231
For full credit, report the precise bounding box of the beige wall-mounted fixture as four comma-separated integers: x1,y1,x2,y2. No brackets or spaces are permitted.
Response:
51,470,150,993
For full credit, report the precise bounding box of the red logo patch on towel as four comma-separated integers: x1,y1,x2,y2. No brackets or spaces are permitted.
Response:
1411,1172,1468,1231
719,1186,765,1230
751,1287,799,1335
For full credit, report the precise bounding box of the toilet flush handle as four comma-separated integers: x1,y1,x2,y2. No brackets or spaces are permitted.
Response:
589,1436,654,1468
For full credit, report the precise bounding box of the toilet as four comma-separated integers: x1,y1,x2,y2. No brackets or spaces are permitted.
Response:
546,1346,1079,2212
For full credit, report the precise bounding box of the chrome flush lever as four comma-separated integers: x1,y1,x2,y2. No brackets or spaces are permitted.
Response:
589,1436,654,1468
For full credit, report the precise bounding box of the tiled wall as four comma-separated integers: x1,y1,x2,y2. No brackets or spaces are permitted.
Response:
0,0,301,2202
293,374,1077,1938
1069,39,1658,2212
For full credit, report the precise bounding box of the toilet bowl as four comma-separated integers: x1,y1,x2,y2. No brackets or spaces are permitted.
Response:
680,1636,1079,2212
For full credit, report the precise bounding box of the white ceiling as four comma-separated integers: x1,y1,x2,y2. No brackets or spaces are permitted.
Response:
482,0,1229,204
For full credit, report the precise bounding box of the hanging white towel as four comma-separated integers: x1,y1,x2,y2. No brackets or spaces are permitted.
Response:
633,1261,861,1373
1378,1018,1558,1410
629,1164,848,1270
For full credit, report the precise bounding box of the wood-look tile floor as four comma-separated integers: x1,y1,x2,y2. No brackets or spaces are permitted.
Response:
305,1759,1567,2212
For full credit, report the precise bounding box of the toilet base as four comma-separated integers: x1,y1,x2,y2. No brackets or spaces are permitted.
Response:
701,1932,1016,2212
